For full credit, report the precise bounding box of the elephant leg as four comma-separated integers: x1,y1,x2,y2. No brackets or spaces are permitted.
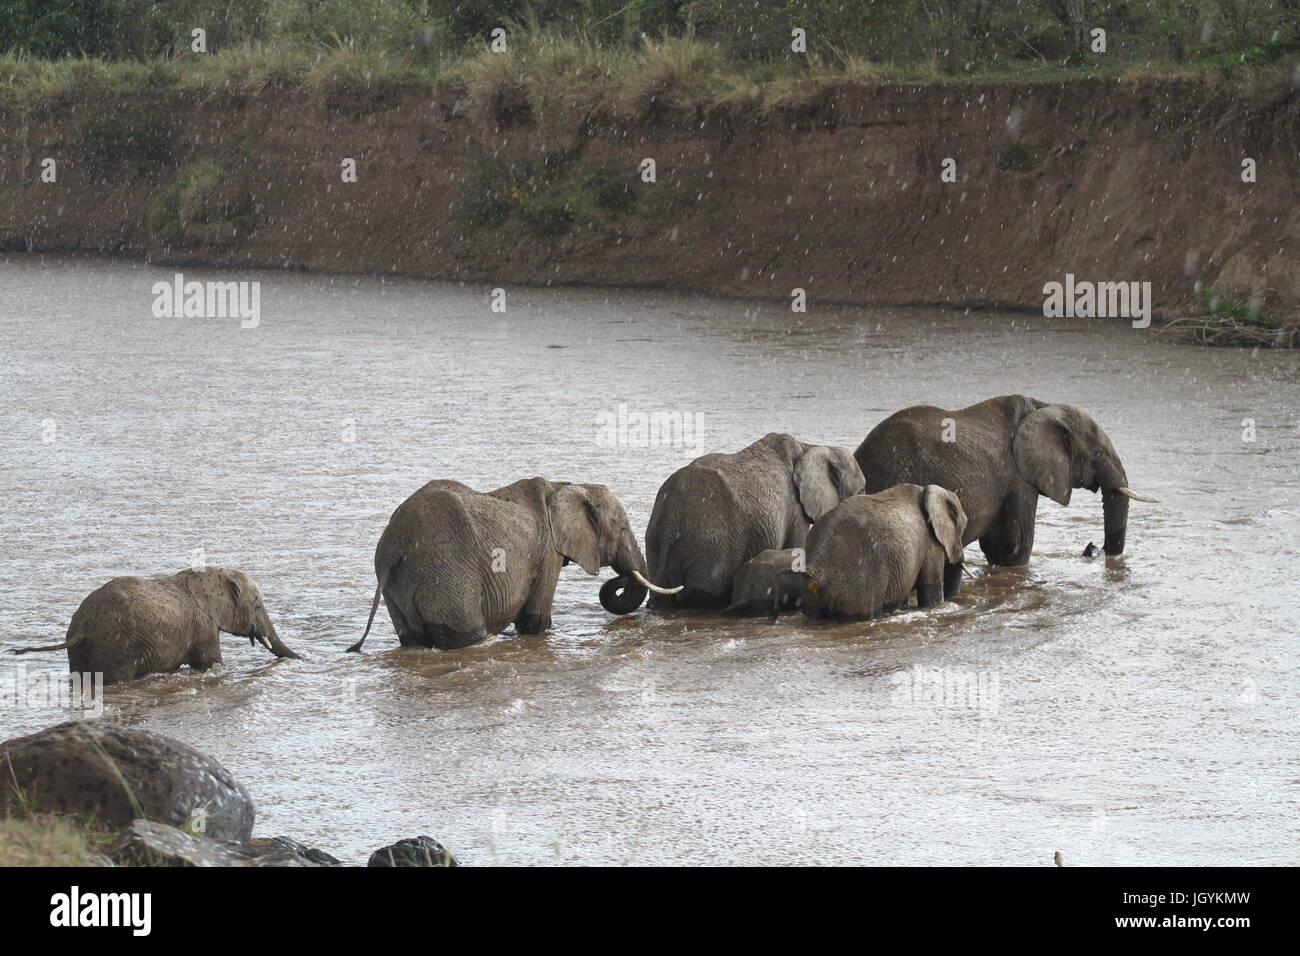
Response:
943,561,963,599
514,594,553,635
915,553,946,608
384,593,429,648
978,494,1037,566
189,626,222,670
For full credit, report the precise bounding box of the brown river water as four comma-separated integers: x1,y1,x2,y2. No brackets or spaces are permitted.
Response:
1,255,1297,865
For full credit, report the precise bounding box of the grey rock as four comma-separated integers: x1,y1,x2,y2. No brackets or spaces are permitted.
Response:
367,836,458,867
0,720,255,840
111,820,330,867
248,836,342,866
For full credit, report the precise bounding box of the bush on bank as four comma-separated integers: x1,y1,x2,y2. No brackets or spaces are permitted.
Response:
1,0,1297,98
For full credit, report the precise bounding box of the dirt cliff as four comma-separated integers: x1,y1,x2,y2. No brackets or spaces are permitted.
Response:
2,78,1297,319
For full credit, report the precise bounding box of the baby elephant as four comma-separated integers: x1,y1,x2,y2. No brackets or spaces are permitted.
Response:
13,568,299,684
794,484,968,621
723,549,808,619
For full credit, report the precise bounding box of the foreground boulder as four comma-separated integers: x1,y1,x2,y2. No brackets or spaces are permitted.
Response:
368,836,458,867
0,721,255,840
111,820,339,867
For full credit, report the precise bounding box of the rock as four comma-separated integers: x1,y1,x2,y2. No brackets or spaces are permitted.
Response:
0,721,255,840
111,820,333,867
248,836,342,866
367,836,458,867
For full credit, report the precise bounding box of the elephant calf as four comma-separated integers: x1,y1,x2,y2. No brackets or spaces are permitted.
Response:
13,568,299,684
783,484,968,622
348,477,679,652
645,432,866,609
723,549,807,619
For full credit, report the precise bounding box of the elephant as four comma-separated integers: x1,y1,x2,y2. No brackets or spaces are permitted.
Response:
854,395,1157,591
644,433,866,609
793,484,968,621
12,568,298,684
347,477,680,652
722,549,806,619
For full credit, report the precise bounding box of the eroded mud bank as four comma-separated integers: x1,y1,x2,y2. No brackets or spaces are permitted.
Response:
1,78,1297,318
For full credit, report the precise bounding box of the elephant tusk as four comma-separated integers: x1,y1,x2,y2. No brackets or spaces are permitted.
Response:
257,634,273,651
631,570,683,595
961,563,976,578
1116,487,1159,503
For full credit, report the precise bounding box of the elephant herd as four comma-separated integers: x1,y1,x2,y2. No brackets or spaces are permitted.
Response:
15,395,1156,684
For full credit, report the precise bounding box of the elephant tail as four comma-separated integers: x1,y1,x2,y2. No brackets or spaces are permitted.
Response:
346,555,402,653
12,640,70,655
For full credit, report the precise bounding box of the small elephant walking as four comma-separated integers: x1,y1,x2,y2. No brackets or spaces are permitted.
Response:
855,395,1157,583
12,568,299,684
348,477,679,653
645,433,866,609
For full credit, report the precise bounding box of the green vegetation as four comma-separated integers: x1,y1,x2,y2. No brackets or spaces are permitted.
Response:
0,770,115,866
80,109,176,177
148,161,255,245
0,815,116,866
0,1,1296,112
996,140,1036,171
1162,288,1299,346
455,153,641,240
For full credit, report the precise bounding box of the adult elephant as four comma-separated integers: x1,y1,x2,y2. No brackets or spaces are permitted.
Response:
347,477,679,652
645,433,866,609
12,568,299,684
854,396,1157,586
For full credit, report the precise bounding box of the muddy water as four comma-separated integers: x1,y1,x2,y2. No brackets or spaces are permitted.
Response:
1,255,1297,865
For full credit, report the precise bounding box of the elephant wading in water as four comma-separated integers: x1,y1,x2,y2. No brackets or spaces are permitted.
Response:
724,485,968,621
12,568,299,684
348,477,680,652
854,396,1157,591
645,433,866,609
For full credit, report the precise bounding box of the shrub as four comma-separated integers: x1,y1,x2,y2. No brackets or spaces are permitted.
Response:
80,111,177,177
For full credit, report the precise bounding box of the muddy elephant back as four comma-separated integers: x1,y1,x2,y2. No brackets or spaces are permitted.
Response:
66,578,195,679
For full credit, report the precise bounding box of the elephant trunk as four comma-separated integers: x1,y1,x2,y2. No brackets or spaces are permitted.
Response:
1099,458,1130,556
262,622,301,660
600,533,681,614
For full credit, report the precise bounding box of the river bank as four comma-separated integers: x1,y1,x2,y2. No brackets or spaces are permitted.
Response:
1,74,1298,322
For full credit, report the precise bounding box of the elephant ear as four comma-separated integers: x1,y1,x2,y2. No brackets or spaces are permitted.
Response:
923,485,966,564
546,483,602,575
1013,406,1074,506
794,445,851,522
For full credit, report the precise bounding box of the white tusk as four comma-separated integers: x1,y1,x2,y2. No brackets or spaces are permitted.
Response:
631,570,683,595
258,635,273,651
961,563,976,578
1116,487,1159,503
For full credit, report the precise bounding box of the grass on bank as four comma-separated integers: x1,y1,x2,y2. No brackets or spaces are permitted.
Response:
0,815,116,866
1160,289,1300,347
2,22,1297,114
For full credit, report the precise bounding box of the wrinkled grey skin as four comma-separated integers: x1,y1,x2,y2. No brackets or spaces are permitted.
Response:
723,549,806,618
12,568,297,685
797,484,968,622
349,477,660,652
645,433,866,609
855,395,1144,586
